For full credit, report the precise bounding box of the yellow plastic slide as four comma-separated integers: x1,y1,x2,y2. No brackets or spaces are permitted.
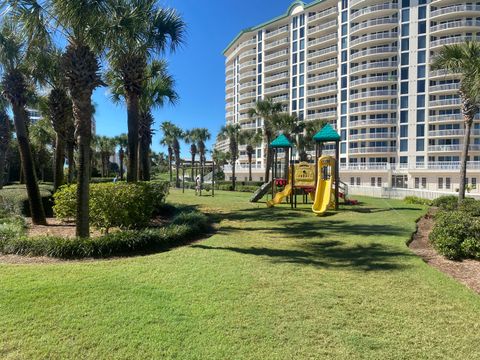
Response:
312,156,335,215
266,183,292,208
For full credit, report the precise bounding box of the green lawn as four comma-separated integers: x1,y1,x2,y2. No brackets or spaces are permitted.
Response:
1,190,479,359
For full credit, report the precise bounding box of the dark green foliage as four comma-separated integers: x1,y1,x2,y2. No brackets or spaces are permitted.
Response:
404,196,432,206
0,207,209,259
0,184,54,217
431,195,459,210
53,181,170,232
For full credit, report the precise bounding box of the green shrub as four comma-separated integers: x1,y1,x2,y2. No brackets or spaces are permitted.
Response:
0,185,54,217
404,196,432,206
431,195,459,210
430,210,480,260
53,181,170,232
0,208,209,259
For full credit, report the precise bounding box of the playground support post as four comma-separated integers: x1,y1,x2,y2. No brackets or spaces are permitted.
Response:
212,161,215,197
182,163,185,193
334,140,339,211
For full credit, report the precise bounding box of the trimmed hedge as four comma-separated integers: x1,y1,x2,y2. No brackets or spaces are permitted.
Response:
0,184,54,217
53,181,169,232
429,196,480,260
0,207,209,259
404,196,432,206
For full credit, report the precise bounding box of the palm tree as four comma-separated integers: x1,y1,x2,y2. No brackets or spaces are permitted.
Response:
170,126,184,188
108,60,178,181
0,20,47,224
0,101,11,189
97,136,115,178
29,116,55,182
184,129,199,180
32,48,74,190
105,0,185,182
219,124,241,190
160,121,175,183
239,129,262,182
195,128,211,182
248,98,283,183
115,133,128,180
431,41,480,202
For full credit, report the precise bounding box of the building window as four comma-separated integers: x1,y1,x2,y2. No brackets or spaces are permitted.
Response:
417,110,425,123
417,124,425,137
446,177,451,189
472,178,477,188
356,177,361,186
401,8,409,22
401,38,409,51
350,177,355,186
415,177,420,189
416,139,424,152
438,177,443,190
401,68,409,80
371,177,376,187
401,96,408,109
422,178,427,189
400,139,408,152
377,178,382,187
418,21,426,34
418,50,426,64
418,35,426,49
418,6,427,19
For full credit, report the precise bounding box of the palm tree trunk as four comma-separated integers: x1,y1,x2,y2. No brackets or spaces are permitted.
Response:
54,135,65,191
119,149,124,180
264,135,272,183
0,150,6,189
168,148,173,182
11,104,46,224
232,155,236,191
138,140,150,181
191,153,195,180
175,154,180,188
67,143,75,183
459,117,473,201
200,152,205,183
248,153,253,182
126,93,139,182
73,96,93,238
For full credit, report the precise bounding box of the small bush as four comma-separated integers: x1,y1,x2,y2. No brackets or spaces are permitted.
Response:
0,208,209,259
430,210,480,260
0,185,53,217
431,195,459,210
53,181,170,232
404,196,432,206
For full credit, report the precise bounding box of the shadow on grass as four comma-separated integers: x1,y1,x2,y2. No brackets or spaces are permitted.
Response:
192,240,411,272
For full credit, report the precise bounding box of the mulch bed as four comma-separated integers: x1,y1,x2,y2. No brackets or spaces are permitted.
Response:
409,210,480,295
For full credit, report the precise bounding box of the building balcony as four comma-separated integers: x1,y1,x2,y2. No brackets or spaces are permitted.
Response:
226,111,234,117
350,17,398,36
350,61,397,75
239,60,256,71
308,33,337,49
238,49,256,62
307,58,337,73
265,49,289,63
349,118,397,127
350,0,384,9
264,72,289,84
307,71,337,85
308,45,337,61
239,91,256,101
350,90,397,101
429,83,460,94
307,84,337,96
226,74,234,82
265,26,289,40
226,83,234,91
264,37,289,51
431,36,480,49
350,46,397,61
350,3,398,22
239,81,256,92
225,92,234,101
349,146,397,154
239,70,256,81
349,132,396,140
240,122,258,130
238,113,251,122
226,64,234,73
350,31,398,49
340,163,390,171
350,103,397,114
429,69,460,79
264,60,289,73
429,129,480,137
430,4,480,20
350,75,397,88
271,94,289,103
306,111,337,121
308,7,337,23
226,102,234,109
430,19,480,35
308,19,337,36
428,144,480,152
307,97,337,109
429,98,461,108
237,38,256,52
264,83,289,95
429,114,463,123
238,102,255,111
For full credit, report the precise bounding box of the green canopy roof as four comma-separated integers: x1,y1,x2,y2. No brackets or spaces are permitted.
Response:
269,134,293,148
313,124,341,142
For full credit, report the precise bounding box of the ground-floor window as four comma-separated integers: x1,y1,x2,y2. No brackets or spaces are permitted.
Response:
371,177,375,187
392,175,408,189
415,177,420,189
438,177,443,190
446,177,451,189
356,177,361,186
377,177,382,187
350,177,355,186
421,178,427,189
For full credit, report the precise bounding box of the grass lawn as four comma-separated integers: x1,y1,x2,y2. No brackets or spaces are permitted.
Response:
1,190,479,359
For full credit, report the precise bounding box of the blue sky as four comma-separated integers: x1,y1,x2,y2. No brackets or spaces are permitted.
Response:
93,0,296,158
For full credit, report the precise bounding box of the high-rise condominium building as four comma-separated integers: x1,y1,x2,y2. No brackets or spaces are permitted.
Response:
222,0,480,195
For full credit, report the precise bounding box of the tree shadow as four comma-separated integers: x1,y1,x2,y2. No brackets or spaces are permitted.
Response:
191,240,411,272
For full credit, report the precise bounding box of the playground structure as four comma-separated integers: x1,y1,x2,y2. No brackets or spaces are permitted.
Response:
262,124,353,215
181,160,216,197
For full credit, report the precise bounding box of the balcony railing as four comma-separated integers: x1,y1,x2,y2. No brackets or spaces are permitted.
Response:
340,161,480,171
307,84,337,96
308,45,337,60
239,70,256,80
308,33,337,47
265,26,289,39
428,144,480,152
238,49,256,60
265,49,289,62
307,71,337,84
350,32,398,47
308,7,337,23
307,58,337,72
431,36,480,48
430,4,480,18
264,83,289,95
350,75,397,87
271,94,289,103
350,17,398,34
429,83,460,93
350,90,397,100
307,97,337,108
265,37,289,51
429,69,460,78
350,118,397,127
239,91,256,101
308,20,337,35
349,132,396,140
306,111,337,120
431,20,480,33
264,72,289,83
350,61,397,74
239,81,256,91
239,60,256,70
349,146,397,154
429,98,461,107
264,60,288,72
239,102,255,111
350,104,397,113
350,3,398,20
350,46,397,60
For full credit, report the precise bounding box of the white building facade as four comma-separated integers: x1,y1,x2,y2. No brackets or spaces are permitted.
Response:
223,0,480,196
